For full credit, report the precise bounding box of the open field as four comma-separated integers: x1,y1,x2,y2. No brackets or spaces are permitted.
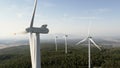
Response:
0,43,120,68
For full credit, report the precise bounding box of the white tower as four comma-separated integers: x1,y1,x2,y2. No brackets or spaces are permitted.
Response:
55,36,58,51
64,35,68,54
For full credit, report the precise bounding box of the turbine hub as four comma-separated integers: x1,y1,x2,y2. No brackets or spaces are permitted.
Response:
88,36,92,38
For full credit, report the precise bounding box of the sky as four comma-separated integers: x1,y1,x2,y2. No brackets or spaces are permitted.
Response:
0,0,120,39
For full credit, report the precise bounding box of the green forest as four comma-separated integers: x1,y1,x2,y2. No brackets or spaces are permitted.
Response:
0,44,120,68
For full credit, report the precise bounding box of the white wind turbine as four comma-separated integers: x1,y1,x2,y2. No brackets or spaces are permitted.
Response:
76,22,101,68
64,35,68,54
25,0,49,68
55,36,58,51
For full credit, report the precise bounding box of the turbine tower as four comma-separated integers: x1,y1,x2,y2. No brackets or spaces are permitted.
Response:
55,36,58,51
64,35,68,54
25,0,49,68
76,22,101,68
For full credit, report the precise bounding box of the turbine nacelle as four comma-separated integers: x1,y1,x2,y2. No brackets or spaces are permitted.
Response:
26,24,49,34
55,36,58,38
65,35,68,37
88,36,92,38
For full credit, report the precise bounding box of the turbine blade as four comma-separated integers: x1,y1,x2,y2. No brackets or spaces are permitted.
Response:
88,22,91,36
21,31,27,34
76,38,87,45
29,33,34,68
14,31,27,35
89,38,101,50
33,34,37,67
30,0,37,27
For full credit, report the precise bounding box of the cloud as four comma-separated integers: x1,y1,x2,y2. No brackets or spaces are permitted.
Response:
42,1,55,8
16,13,24,18
97,8,110,12
73,16,98,20
91,8,111,14
63,13,68,18
63,15,99,20
82,8,111,15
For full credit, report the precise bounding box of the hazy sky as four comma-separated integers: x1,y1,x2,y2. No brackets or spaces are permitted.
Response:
0,0,120,39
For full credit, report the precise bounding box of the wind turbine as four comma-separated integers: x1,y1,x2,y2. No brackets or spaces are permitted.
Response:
25,0,49,68
64,35,68,54
76,22,101,68
55,36,58,51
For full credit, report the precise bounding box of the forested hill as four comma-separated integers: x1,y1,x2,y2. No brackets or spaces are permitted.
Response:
0,44,120,68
